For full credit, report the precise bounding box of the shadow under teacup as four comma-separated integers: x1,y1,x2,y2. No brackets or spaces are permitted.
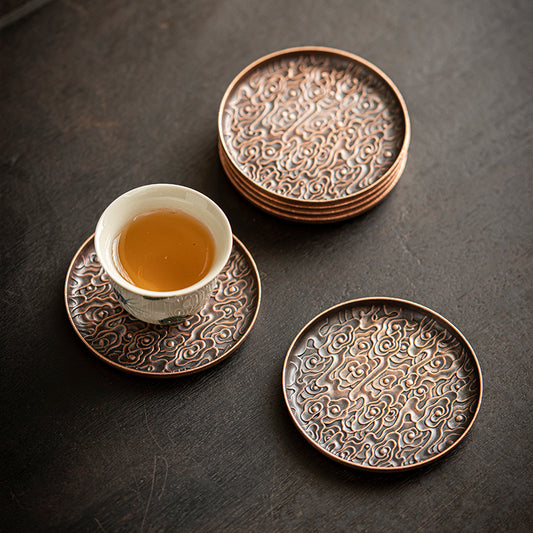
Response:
94,184,232,325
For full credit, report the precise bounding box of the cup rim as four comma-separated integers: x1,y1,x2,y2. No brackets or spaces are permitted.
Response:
94,183,233,298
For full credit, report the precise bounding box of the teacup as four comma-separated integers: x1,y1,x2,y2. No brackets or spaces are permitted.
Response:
94,184,232,325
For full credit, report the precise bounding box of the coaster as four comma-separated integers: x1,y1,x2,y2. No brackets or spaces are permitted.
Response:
219,139,406,212
221,143,406,223
219,46,410,204
283,297,482,471
65,234,261,376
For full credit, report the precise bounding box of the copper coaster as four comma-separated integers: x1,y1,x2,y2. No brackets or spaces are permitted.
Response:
222,148,406,223
283,298,482,471
219,139,406,214
65,235,261,377
219,46,410,205
218,137,406,210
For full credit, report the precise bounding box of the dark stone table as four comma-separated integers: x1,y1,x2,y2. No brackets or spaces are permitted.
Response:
1,1,531,531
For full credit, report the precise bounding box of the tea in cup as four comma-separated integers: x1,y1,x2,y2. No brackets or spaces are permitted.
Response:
94,184,232,324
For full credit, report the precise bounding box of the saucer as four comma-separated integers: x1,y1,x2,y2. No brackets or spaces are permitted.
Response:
283,297,482,471
65,234,261,377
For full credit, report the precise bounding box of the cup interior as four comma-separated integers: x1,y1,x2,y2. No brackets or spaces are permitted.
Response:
95,184,232,296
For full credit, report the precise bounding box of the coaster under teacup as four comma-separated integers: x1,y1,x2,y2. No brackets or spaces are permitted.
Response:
65,234,261,376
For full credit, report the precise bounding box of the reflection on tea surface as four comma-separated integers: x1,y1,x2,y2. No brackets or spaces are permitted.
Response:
115,209,215,292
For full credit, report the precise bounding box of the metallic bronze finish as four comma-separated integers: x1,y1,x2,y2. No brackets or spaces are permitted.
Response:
222,148,407,223
219,139,406,214
283,298,482,471
65,234,261,377
221,143,404,210
219,46,410,206
218,137,406,210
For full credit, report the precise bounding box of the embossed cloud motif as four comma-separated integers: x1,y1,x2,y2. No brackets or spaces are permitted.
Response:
222,53,406,201
66,238,259,376
284,304,480,469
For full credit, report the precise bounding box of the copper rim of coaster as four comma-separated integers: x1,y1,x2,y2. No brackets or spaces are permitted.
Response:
220,140,406,214
282,297,483,471
65,234,261,377
221,146,406,223
219,46,410,207
218,136,407,210
223,157,403,223
219,138,406,215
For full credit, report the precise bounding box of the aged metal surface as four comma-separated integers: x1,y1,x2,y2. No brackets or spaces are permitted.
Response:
220,140,407,222
2,1,532,531
283,298,482,471
65,235,261,376
219,47,410,203
219,138,406,208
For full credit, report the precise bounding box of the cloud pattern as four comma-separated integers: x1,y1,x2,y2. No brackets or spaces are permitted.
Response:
66,238,260,375
221,52,406,200
284,302,481,469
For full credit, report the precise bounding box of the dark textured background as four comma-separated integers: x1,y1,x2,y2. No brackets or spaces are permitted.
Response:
1,1,532,531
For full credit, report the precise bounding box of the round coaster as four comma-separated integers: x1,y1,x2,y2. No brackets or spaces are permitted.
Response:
219,139,406,215
219,46,410,204
218,137,406,210
65,234,261,377
222,149,406,223
283,297,482,471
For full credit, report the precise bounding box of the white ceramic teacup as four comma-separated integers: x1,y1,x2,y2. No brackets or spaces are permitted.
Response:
94,184,232,325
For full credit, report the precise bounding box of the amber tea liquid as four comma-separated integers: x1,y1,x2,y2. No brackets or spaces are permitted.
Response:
115,209,215,292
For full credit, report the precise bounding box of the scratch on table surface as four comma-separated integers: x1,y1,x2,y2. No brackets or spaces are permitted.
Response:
395,227,423,269
140,456,157,533
144,404,164,452
94,517,107,532
166,427,177,448
141,455,168,533
131,472,143,505
157,456,169,501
